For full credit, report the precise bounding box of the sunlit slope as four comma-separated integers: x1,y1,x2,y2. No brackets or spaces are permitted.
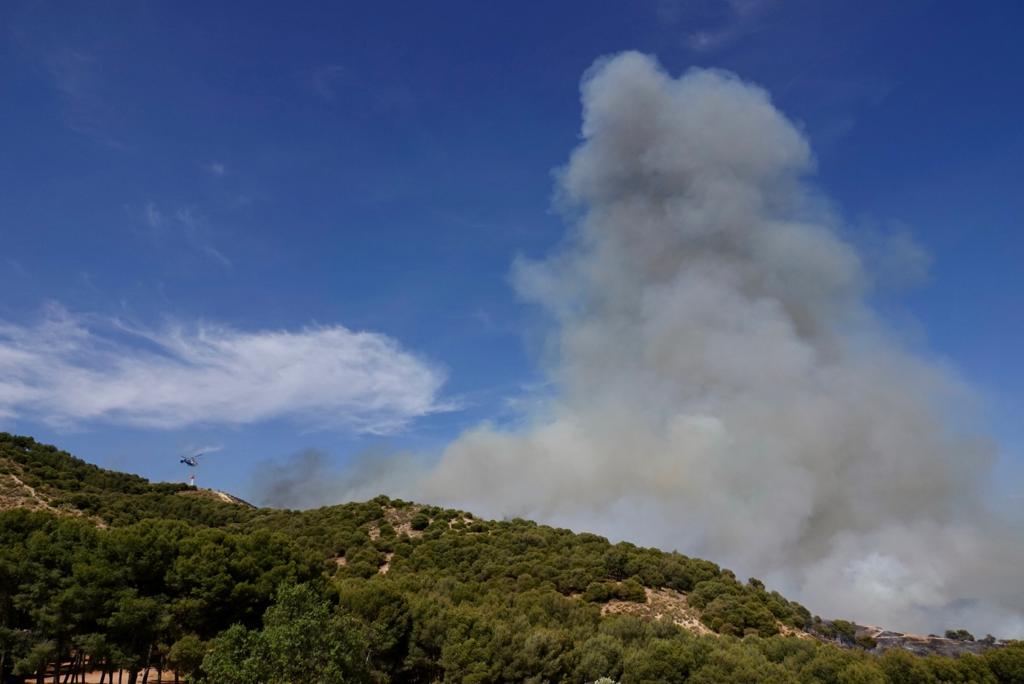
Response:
1,433,1019,683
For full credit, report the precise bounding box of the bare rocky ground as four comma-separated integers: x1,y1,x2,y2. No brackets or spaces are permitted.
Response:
0,462,105,526
586,587,1004,658
175,487,254,507
600,587,715,636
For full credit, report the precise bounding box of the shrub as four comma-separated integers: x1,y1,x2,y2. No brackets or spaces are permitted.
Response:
615,579,647,603
832,619,857,642
584,582,613,603
410,513,430,531
855,635,877,650
944,629,974,641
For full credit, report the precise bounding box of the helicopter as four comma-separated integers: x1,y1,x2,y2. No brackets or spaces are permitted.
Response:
178,447,220,486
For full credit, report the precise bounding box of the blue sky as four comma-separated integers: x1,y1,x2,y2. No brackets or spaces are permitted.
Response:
2,1,1022,502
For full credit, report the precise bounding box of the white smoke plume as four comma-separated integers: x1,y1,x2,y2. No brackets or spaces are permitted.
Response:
342,53,1023,636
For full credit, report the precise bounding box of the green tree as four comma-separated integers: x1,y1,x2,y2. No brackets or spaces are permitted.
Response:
337,581,411,676
167,634,206,682
201,584,370,684
879,648,938,684
986,642,1024,684
575,634,624,682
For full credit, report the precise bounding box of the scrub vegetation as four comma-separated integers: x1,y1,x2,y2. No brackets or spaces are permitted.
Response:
1,434,1021,683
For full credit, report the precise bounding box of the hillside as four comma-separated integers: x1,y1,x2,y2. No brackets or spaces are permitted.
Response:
1,433,1020,683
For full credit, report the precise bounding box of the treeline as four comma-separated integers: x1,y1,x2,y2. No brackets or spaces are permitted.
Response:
0,509,323,682
1,435,250,528
199,580,1024,683
2,434,1023,683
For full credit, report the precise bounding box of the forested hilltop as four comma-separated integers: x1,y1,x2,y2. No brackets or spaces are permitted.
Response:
1,434,1021,683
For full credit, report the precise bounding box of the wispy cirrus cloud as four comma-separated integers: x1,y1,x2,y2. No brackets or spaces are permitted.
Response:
659,0,778,53
312,64,349,101
39,47,127,149
0,306,451,433
173,207,233,269
139,203,233,269
309,63,418,118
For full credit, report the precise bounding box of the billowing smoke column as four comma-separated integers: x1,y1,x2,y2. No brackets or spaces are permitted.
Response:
412,53,1023,635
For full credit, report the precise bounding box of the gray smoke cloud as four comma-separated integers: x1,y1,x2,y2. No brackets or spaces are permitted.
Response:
253,447,424,510
338,53,1023,636
255,449,338,510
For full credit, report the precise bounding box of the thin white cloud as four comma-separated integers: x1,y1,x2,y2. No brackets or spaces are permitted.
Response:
677,0,778,53
312,64,347,101
40,48,127,149
0,306,450,433
175,208,233,269
5,259,29,278
137,203,232,269
144,202,165,231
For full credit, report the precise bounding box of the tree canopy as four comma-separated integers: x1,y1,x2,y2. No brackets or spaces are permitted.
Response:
1,433,1021,683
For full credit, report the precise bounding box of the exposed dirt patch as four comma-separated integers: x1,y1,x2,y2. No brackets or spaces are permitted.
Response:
448,516,474,529
0,462,105,526
81,668,175,683
778,622,814,640
601,587,714,636
332,555,347,567
379,552,394,575
177,488,255,507
0,470,54,513
382,506,425,539
393,521,423,538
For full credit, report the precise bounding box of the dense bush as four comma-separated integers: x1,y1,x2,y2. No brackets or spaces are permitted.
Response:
2,433,1021,683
